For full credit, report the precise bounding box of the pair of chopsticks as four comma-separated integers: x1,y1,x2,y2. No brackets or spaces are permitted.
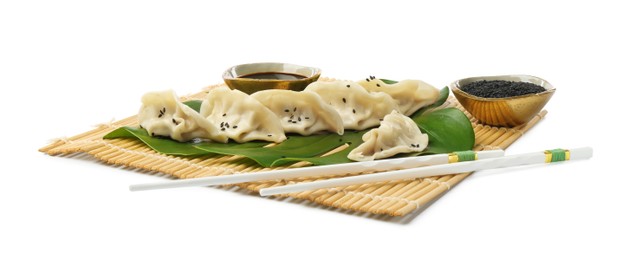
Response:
129,147,593,196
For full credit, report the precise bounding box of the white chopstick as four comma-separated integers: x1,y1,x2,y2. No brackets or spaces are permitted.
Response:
129,150,504,192
259,147,593,196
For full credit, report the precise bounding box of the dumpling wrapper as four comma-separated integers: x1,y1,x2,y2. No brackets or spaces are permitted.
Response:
200,86,286,143
348,110,428,161
304,81,399,130
138,90,227,143
251,89,344,135
357,77,440,116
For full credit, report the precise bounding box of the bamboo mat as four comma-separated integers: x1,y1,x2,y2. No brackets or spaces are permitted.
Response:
39,82,546,217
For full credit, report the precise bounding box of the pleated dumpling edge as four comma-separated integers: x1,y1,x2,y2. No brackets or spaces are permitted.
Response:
347,110,428,161
200,86,286,143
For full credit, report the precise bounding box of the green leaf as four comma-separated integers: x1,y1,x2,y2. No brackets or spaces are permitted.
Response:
103,127,348,167
271,130,367,166
183,100,203,112
413,107,475,154
103,127,209,156
380,79,398,84
194,134,347,167
412,86,450,117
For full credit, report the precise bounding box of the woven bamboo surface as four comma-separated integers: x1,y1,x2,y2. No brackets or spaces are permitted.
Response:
39,82,546,217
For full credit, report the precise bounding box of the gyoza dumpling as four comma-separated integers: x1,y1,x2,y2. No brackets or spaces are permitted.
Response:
304,81,399,130
347,110,428,161
200,86,286,143
138,90,227,143
251,90,344,135
357,77,440,116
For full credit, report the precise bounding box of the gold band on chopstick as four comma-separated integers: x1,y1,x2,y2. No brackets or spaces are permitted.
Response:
544,149,570,163
448,151,478,163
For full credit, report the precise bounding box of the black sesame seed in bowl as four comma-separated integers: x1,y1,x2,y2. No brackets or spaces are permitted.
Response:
460,80,546,98
451,75,556,127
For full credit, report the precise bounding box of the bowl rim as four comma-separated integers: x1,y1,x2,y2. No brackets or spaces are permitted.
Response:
450,74,556,101
222,62,321,82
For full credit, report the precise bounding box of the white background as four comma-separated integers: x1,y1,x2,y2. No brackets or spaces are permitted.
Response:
1,0,627,259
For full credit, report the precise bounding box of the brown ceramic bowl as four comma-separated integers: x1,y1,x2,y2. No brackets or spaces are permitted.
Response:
222,62,321,94
451,75,555,127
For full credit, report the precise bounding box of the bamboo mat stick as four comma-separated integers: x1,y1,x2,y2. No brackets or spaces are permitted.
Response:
39,115,136,153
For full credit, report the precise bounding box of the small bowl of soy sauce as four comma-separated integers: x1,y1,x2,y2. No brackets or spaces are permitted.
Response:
451,75,556,127
222,62,321,94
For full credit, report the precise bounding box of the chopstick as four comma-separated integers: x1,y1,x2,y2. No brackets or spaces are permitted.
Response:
129,150,504,192
259,147,593,196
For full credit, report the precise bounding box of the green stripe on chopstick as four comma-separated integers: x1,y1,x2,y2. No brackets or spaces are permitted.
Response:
544,149,570,163
448,151,477,163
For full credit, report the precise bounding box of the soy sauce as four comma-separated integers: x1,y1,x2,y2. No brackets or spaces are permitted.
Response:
239,72,306,80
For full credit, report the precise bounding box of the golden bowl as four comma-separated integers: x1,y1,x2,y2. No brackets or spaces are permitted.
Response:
451,75,555,127
222,62,321,94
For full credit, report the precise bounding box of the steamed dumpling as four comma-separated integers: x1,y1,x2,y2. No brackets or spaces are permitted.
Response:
304,81,399,130
200,86,286,143
251,90,344,135
357,77,439,116
138,90,227,143
348,110,428,161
